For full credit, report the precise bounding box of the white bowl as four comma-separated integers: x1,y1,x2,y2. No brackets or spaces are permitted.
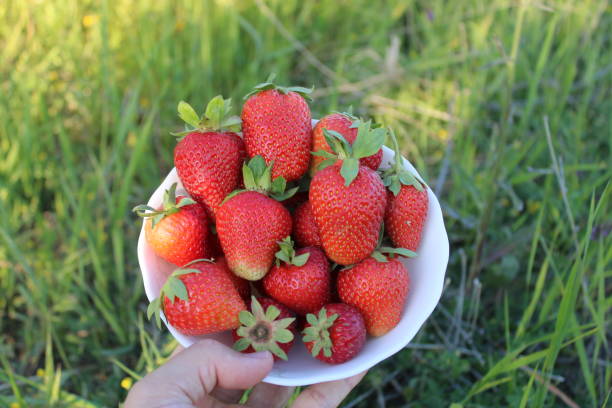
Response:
137,145,449,386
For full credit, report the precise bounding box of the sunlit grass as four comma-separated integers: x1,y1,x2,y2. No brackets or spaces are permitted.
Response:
0,0,610,406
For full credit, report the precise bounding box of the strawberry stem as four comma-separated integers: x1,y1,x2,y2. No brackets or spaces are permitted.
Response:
320,121,386,186
382,130,425,195
224,156,298,203
275,236,310,267
244,73,314,101
173,96,241,139
132,183,196,228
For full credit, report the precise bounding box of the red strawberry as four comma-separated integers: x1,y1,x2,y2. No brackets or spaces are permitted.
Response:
311,113,382,175
232,297,297,361
309,122,387,265
216,256,250,302
263,238,330,315
383,130,429,251
293,201,322,247
241,75,312,182
216,156,296,280
147,260,246,336
303,304,366,364
134,183,211,266
337,251,411,336
174,96,246,220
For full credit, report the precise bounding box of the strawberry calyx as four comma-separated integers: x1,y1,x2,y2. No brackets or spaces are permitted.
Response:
233,296,296,360
244,73,313,101
331,107,358,122
274,236,310,267
302,307,339,358
132,183,196,228
311,120,386,186
146,258,213,329
224,156,298,203
370,224,416,262
172,95,241,138
381,129,425,196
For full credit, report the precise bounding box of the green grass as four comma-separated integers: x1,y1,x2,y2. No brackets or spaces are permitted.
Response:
1,0,610,406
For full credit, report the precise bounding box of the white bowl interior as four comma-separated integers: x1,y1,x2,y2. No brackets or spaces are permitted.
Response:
137,145,449,386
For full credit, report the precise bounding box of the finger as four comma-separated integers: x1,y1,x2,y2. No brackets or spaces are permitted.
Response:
291,371,367,408
210,387,244,405
246,383,295,408
125,339,273,407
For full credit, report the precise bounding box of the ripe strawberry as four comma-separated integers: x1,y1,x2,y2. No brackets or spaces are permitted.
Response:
241,75,313,182
232,297,297,361
382,130,429,251
215,256,250,302
310,113,382,175
216,156,296,280
309,122,387,265
134,183,211,266
337,248,412,336
302,304,366,364
174,96,246,220
293,201,322,247
147,260,246,336
263,238,330,315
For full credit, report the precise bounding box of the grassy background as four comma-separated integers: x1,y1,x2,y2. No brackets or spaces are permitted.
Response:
1,0,610,406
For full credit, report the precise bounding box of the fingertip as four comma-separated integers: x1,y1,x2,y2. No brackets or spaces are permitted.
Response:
244,350,273,361
216,349,274,390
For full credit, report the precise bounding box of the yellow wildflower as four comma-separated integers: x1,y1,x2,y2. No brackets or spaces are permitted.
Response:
36,368,45,377
437,129,448,141
121,377,133,390
82,14,99,28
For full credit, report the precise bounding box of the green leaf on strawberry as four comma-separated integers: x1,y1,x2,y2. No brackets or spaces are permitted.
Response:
225,156,298,203
382,129,425,195
232,297,296,360
178,101,201,128
133,183,196,228
244,73,314,101
319,122,386,186
302,308,339,358
274,236,311,267
174,96,241,138
146,258,213,329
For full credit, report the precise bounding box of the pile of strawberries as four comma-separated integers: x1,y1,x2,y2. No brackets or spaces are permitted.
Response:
134,76,429,364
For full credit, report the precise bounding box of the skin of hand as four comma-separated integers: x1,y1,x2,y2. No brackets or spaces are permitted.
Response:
124,339,366,408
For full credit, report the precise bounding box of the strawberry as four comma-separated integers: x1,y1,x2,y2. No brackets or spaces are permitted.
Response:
309,122,387,265
174,96,246,220
215,256,250,302
382,130,429,251
263,238,330,315
293,201,322,247
147,259,246,336
310,112,382,175
216,156,296,280
232,297,297,361
302,303,366,364
241,75,313,182
337,245,414,336
133,183,211,266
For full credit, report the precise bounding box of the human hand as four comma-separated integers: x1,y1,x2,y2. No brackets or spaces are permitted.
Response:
124,339,366,408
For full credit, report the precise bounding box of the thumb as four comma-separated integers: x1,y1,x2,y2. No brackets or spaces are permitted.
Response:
126,339,273,407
